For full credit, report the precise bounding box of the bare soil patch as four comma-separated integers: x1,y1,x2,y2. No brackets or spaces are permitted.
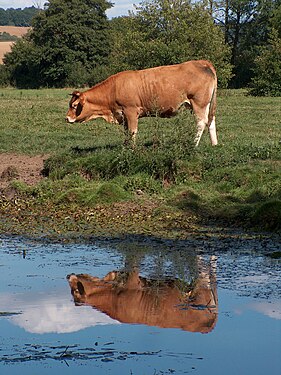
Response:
0,153,46,190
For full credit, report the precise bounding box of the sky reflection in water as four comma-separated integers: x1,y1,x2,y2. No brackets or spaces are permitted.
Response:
0,234,280,375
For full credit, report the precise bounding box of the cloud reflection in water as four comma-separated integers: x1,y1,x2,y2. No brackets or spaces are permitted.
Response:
0,291,120,334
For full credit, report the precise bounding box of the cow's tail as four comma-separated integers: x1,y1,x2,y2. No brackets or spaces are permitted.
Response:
208,78,217,127
207,74,218,145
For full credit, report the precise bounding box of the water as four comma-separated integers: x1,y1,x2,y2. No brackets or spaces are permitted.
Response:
0,233,280,374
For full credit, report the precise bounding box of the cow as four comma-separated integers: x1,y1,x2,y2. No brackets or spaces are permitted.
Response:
66,60,218,146
67,258,218,333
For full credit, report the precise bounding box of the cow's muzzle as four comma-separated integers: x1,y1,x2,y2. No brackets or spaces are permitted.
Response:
65,116,76,123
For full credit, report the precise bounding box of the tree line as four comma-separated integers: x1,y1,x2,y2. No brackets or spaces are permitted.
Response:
0,0,280,95
0,6,39,26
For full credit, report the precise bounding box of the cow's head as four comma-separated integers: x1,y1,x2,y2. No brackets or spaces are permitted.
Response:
66,91,116,124
66,91,85,123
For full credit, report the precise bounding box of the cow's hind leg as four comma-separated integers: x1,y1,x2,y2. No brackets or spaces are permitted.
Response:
209,116,218,146
195,119,207,147
193,104,209,147
193,104,218,146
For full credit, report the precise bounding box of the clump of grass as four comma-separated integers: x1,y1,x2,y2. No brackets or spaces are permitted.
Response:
95,182,131,204
124,173,162,194
55,181,131,206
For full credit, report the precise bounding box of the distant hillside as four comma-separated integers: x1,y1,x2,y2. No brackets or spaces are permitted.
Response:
0,6,39,27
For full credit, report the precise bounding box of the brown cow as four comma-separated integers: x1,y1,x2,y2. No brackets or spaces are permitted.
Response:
66,60,218,146
67,260,218,333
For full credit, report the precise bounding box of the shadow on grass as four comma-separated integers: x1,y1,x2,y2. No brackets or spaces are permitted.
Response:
171,188,281,232
71,143,122,155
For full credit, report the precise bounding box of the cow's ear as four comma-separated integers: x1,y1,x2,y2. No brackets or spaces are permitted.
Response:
77,281,85,296
79,93,86,106
70,90,80,98
104,271,117,281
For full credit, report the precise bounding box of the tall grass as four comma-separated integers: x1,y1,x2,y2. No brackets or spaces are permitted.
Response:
0,88,280,231
43,112,196,183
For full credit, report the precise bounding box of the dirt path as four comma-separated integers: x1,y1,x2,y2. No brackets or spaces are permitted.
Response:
0,153,46,190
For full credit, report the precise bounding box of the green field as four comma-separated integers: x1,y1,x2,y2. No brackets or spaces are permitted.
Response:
0,88,280,237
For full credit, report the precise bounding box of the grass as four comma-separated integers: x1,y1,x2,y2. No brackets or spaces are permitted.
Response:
0,87,280,236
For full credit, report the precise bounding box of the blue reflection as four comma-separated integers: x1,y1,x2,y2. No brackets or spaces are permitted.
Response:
0,235,280,375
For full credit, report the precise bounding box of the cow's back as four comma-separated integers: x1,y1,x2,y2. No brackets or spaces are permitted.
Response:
112,60,216,114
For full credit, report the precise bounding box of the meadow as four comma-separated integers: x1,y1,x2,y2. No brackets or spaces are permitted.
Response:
0,88,280,237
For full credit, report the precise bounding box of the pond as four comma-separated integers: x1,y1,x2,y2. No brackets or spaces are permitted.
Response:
0,232,280,375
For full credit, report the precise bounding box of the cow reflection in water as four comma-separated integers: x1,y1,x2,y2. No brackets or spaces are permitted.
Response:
67,256,218,333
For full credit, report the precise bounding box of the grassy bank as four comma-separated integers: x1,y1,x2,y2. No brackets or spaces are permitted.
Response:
0,88,280,238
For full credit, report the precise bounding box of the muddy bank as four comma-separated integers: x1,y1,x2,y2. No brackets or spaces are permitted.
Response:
0,153,279,241
0,153,46,191
0,195,200,240
0,152,196,238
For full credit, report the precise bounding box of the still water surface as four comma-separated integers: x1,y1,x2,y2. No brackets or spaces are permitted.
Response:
0,233,280,374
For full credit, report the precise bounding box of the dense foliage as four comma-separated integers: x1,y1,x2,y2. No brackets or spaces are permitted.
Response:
249,4,281,96
104,0,232,87
209,0,281,88
0,6,39,26
4,0,112,88
249,29,281,96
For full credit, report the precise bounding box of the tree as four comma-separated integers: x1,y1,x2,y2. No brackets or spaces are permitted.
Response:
4,0,112,88
271,2,281,33
255,30,281,96
250,20,281,95
4,37,43,88
207,0,279,87
108,0,232,87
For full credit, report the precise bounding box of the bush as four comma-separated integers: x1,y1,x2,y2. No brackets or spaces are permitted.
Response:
88,65,117,86
0,65,10,87
108,1,232,87
249,29,281,96
65,62,90,88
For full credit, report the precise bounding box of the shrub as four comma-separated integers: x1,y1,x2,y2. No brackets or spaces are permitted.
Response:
249,29,281,97
0,65,11,87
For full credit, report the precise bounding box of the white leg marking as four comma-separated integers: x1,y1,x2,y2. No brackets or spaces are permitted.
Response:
209,117,218,146
195,120,206,146
195,104,209,147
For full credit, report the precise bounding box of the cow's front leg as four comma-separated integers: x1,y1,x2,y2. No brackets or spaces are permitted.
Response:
123,108,139,147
